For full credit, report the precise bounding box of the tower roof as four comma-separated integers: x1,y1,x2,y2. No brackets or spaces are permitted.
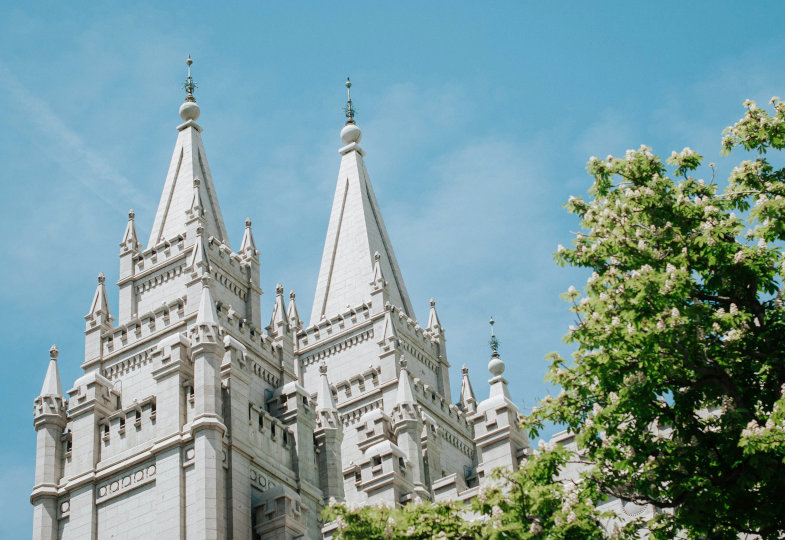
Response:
148,57,229,248
309,80,414,325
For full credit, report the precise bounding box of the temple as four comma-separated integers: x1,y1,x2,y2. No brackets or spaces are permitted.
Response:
30,62,528,540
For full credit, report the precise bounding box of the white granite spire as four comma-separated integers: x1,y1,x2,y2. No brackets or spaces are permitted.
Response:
395,358,416,405
148,57,229,248
240,217,258,257
85,273,112,326
287,290,301,330
39,345,63,397
459,365,477,414
427,298,442,334
268,283,289,337
195,277,219,330
309,80,414,325
120,209,141,253
316,362,337,414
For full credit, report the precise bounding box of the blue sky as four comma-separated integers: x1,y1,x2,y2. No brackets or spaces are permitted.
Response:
2,2,785,536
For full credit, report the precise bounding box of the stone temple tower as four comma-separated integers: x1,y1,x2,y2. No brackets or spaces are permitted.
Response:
31,63,528,539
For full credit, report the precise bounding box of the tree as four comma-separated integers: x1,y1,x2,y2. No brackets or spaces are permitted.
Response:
529,97,785,538
323,444,629,539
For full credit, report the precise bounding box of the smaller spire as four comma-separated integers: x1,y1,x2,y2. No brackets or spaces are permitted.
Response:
459,365,477,414
179,55,201,122
427,298,442,334
344,77,356,124
240,217,258,257
86,272,112,326
189,178,204,218
120,209,141,252
189,225,211,274
316,361,338,413
39,345,63,397
395,357,416,405
268,283,289,336
195,276,219,329
370,251,386,290
287,290,301,330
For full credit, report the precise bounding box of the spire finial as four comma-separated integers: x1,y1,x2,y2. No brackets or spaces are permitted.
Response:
489,316,499,358
179,56,201,122
49,344,59,360
344,77,356,124
184,55,196,102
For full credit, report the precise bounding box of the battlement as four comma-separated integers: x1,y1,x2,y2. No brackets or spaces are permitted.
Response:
102,296,188,361
299,302,374,350
97,396,157,463
247,402,296,470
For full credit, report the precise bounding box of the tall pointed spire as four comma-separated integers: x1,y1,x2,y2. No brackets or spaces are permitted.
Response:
148,57,229,248
120,209,141,253
310,79,414,325
85,273,112,326
40,345,63,397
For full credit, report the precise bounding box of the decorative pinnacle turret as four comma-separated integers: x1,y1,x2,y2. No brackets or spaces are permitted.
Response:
344,77,356,124
489,316,499,358
184,55,197,102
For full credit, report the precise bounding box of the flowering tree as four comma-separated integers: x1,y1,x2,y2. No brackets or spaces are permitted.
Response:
323,444,631,539
529,98,785,538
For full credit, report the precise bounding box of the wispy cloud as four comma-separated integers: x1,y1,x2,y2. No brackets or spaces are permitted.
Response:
0,62,148,212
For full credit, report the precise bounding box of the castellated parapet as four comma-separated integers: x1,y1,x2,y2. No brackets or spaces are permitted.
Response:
31,62,528,539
